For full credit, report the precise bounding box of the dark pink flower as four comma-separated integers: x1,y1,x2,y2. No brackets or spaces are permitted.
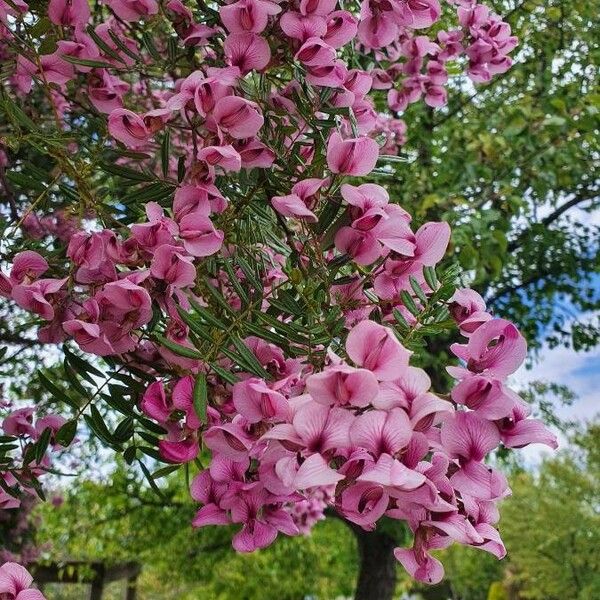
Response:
108,108,150,148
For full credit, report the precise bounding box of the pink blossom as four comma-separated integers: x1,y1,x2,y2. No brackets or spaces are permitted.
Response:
440,411,500,461
150,244,196,288
497,400,558,449
220,0,281,34
212,96,264,139
178,212,224,257
106,0,158,21
306,364,379,408
224,32,271,73
326,132,379,176
452,318,527,377
346,320,411,381
232,378,289,423
9,252,48,284
48,0,90,26
0,562,46,599
349,409,412,457
108,108,151,148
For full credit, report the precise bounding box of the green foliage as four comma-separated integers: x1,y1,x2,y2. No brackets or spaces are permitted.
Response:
35,464,357,600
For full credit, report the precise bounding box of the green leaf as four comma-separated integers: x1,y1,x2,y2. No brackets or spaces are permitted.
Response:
61,55,115,69
208,362,238,385
141,31,162,62
188,298,229,330
177,156,186,183
152,464,180,479
100,162,154,182
33,427,52,464
86,25,127,64
85,405,115,446
393,308,410,330
409,276,428,305
38,372,79,409
138,459,166,499
400,291,420,317
423,266,438,291
193,373,208,425
56,420,77,447
161,130,170,178
107,28,141,62
113,417,135,443
154,334,203,360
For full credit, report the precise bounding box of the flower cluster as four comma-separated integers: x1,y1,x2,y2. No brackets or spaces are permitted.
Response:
139,310,556,583
0,185,225,354
1,407,65,510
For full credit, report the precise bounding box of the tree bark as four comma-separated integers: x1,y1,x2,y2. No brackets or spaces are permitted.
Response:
353,528,397,600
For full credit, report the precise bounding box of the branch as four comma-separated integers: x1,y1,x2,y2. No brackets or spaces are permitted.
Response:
507,190,599,252
0,333,43,347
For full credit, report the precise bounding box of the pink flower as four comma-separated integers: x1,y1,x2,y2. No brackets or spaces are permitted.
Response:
150,245,196,288
394,0,441,29
62,319,114,356
306,364,379,408
106,0,158,21
48,0,90,26
232,378,289,423
11,278,67,321
197,145,242,173
451,375,517,420
9,251,48,284
280,12,327,41
224,484,299,552
159,435,200,463
339,481,389,529
326,132,379,176
2,408,37,438
295,37,337,67
346,320,411,381
220,0,280,34
96,279,153,329
178,212,224,257
173,184,227,220
224,32,271,74
349,409,413,457
324,11,358,48
0,562,46,599
190,469,230,527
108,108,150,148
212,96,264,139
203,417,254,461
264,403,353,454
497,400,558,449
67,231,106,270
440,411,500,462
270,177,326,222
357,12,398,49
452,318,527,377
449,288,491,335
394,526,444,585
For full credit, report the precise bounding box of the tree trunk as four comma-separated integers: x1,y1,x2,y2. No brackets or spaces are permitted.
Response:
353,528,397,600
